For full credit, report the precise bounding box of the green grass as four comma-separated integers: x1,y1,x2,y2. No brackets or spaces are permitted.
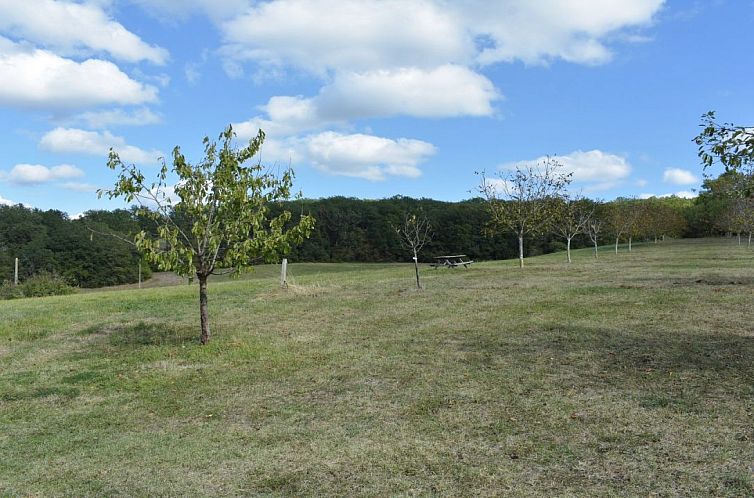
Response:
1,238,753,496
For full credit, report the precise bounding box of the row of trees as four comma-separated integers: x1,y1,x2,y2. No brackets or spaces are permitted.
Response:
476,158,691,267
1,187,719,287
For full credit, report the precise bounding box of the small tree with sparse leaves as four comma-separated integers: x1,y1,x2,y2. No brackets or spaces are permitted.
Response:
100,126,315,344
395,213,432,289
477,158,572,268
553,195,593,263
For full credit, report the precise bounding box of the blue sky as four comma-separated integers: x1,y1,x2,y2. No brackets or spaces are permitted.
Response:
0,0,752,216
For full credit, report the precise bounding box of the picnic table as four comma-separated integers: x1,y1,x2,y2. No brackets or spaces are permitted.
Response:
429,255,474,269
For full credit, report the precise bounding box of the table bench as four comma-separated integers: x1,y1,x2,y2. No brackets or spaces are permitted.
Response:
430,255,474,269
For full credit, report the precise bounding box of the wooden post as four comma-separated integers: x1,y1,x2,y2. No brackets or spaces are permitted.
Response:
280,258,288,288
14,257,18,286
138,262,142,289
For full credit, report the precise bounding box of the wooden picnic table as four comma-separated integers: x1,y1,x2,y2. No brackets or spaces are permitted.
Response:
429,255,474,269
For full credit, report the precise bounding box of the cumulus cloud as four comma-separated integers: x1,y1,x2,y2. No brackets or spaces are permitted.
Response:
0,193,17,205
500,149,632,191
0,0,168,64
458,0,665,66
252,132,436,181
302,132,436,180
316,65,499,119
221,0,472,74
640,190,696,199
219,0,663,73
662,167,699,186
234,65,499,140
40,128,163,165
6,163,84,185
0,37,158,111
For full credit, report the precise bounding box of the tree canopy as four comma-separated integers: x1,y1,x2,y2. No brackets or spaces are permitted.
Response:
100,126,315,344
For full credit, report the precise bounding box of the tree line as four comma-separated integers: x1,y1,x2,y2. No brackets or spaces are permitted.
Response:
0,205,149,288
1,171,744,289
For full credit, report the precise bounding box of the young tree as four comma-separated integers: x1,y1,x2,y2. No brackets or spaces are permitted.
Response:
607,198,644,253
100,126,315,344
395,213,432,289
553,195,593,263
585,202,606,258
477,158,572,268
586,216,603,259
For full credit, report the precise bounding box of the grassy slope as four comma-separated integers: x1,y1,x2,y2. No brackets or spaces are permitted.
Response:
1,239,752,496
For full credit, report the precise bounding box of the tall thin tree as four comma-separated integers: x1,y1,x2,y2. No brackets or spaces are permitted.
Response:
395,213,432,289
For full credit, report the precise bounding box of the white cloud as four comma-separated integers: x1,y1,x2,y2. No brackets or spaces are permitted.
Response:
662,167,699,186
0,0,168,64
640,191,697,199
298,132,435,181
221,0,472,74
6,163,84,185
72,108,162,128
0,194,16,205
252,131,436,181
501,150,632,191
0,37,158,111
315,65,499,120
40,128,163,165
219,0,663,73
459,0,665,66
234,65,498,141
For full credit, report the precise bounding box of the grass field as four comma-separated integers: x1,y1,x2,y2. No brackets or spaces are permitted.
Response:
1,239,753,496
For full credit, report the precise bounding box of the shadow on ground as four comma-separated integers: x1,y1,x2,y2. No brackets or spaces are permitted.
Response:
80,321,197,347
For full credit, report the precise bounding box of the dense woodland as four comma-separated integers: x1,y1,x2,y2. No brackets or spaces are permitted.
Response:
0,172,747,289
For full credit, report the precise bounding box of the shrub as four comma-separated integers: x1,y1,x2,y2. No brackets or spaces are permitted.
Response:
0,273,76,300
0,281,24,300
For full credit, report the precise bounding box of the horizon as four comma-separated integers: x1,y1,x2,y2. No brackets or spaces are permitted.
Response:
1,1,752,216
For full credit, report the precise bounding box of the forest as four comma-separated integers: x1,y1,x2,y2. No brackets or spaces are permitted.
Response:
0,172,743,289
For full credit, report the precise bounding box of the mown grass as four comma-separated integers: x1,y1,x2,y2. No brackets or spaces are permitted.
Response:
1,238,752,496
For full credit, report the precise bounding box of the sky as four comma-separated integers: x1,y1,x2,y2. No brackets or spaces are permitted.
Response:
0,0,753,216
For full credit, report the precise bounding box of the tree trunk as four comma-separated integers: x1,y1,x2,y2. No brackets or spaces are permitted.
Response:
628,237,632,252
518,235,524,269
593,239,598,259
654,236,658,244
198,274,210,345
738,233,742,246
615,237,619,254
413,251,421,290
567,237,572,263
749,232,752,248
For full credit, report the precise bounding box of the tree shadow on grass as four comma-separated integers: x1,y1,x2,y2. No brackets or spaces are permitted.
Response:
454,323,754,402
90,321,197,347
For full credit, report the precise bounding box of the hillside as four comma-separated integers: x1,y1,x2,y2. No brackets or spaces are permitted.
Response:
1,239,752,496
